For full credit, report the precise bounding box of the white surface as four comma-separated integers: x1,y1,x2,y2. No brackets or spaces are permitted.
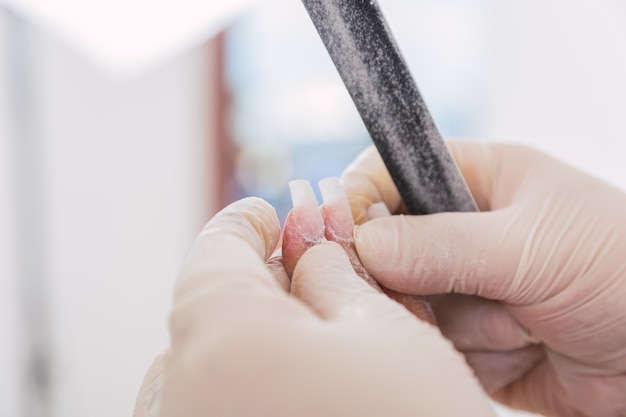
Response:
0,11,20,417
1,20,217,416
44,47,215,417
1,0,261,75
484,0,626,191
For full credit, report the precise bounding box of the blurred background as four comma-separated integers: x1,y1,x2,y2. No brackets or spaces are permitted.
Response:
1,0,625,416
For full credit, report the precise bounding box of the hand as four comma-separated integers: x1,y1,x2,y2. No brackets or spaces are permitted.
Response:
134,196,493,417
343,143,626,417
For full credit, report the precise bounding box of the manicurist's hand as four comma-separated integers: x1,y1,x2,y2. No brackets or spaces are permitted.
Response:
342,143,626,417
134,197,493,417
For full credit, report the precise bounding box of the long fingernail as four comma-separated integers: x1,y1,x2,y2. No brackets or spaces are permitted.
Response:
319,177,354,240
289,179,319,209
288,180,324,239
318,177,344,205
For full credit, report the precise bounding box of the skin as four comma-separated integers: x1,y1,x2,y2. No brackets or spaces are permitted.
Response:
343,142,626,417
134,196,495,417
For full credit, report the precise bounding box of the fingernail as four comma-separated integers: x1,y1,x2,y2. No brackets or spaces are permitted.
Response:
318,177,344,205
289,179,319,209
318,177,355,242
288,179,324,238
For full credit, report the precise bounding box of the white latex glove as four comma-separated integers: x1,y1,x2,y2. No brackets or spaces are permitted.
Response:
134,194,493,417
342,143,626,417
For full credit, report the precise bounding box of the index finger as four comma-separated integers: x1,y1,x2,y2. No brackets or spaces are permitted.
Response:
340,146,404,225
169,197,310,342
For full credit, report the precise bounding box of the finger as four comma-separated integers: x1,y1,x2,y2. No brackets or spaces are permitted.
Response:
292,242,413,324
354,210,526,302
430,294,539,351
318,177,382,290
356,191,436,324
465,345,546,394
319,177,437,324
171,197,311,342
319,177,355,242
340,145,404,224
340,142,502,223
341,142,533,222
446,141,546,211
282,180,325,276
175,197,281,301
491,359,567,417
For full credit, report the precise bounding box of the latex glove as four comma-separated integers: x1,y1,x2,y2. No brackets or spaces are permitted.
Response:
343,143,626,417
134,195,494,417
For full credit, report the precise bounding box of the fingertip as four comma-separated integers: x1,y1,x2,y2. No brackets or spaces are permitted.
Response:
354,215,431,294
353,216,400,273
291,242,377,320
353,219,375,252
340,145,403,224
173,197,284,320
292,241,354,288
208,196,282,261
282,180,326,276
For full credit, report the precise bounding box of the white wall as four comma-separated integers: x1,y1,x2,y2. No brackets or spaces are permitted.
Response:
0,10,21,417
484,0,626,190
1,11,218,417
42,40,217,417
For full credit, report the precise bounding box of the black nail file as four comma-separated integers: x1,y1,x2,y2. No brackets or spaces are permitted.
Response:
300,0,477,214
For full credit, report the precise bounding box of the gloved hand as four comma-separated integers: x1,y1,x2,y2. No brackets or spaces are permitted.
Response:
342,143,626,417
134,195,493,417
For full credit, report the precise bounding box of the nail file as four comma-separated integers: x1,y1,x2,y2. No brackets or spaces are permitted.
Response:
299,0,477,214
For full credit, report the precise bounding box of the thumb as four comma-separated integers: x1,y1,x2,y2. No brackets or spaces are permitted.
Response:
354,211,523,302
292,242,421,325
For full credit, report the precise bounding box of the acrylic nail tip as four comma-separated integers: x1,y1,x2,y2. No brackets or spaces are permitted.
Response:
318,177,345,205
289,179,318,209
